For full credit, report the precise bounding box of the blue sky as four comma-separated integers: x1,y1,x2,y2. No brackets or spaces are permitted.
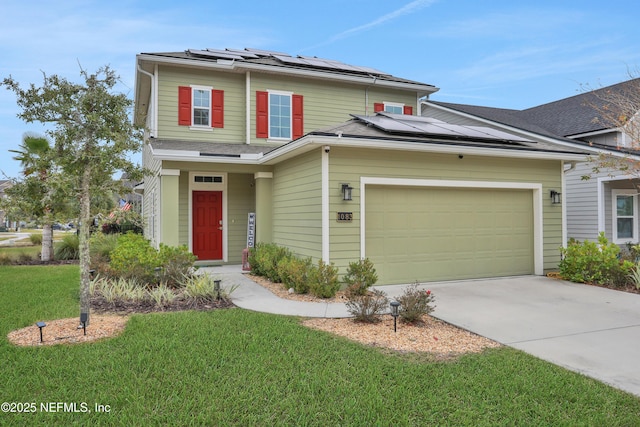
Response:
1,0,639,178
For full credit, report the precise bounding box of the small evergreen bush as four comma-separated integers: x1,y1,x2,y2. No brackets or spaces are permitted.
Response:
395,282,436,323
308,260,340,298
248,243,292,282
158,243,197,287
342,258,378,296
109,233,161,284
29,233,43,245
559,232,633,286
277,256,313,294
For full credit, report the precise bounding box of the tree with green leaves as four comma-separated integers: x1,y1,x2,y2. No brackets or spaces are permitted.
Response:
2,66,145,323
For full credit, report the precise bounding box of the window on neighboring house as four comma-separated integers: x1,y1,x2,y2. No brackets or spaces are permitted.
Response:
178,86,224,128
256,90,303,140
374,102,413,115
613,189,638,243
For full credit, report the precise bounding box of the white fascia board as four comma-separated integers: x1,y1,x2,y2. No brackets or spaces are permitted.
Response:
153,149,200,158
153,153,263,164
137,54,437,96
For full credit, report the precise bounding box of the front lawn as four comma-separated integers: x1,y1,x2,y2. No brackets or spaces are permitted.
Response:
1,265,639,425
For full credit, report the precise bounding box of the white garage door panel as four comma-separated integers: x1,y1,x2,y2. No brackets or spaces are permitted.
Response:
366,186,534,284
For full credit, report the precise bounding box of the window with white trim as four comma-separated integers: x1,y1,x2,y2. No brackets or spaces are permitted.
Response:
192,88,211,126
384,102,404,114
256,90,303,140
269,92,292,139
373,102,413,115
612,189,638,243
178,85,224,129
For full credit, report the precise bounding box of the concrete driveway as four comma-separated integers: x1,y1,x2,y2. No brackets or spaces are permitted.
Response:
379,276,640,397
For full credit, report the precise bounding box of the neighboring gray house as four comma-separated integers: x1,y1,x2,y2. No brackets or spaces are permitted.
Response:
423,78,640,248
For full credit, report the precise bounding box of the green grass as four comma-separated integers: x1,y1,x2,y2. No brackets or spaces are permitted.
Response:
0,246,41,259
1,265,639,426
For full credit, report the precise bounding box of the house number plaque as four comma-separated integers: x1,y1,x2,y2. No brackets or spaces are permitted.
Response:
336,212,353,222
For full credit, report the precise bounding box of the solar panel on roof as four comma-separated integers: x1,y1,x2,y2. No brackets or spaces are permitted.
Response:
205,48,245,59
224,48,260,59
188,49,243,60
354,114,534,143
244,48,291,57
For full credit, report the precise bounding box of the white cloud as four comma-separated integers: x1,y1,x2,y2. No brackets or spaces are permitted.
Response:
302,0,438,51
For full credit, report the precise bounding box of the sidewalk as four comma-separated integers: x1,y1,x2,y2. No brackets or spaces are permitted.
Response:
199,264,353,318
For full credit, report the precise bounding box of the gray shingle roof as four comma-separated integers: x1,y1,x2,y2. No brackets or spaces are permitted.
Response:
432,78,640,139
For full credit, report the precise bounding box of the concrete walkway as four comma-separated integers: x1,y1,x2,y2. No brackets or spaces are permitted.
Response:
202,265,640,398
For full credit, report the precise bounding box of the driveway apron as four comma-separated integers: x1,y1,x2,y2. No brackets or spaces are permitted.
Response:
398,276,640,397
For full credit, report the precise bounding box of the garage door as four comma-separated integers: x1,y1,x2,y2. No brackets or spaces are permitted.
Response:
365,185,534,284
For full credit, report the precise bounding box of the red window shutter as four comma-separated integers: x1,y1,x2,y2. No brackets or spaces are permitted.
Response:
211,89,224,128
292,94,304,139
374,102,384,113
178,86,192,126
256,91,268,138
403,105,413,115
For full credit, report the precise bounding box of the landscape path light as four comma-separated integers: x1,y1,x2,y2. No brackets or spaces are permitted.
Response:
390,301,401,333
36,321,46,343
214,279,221,300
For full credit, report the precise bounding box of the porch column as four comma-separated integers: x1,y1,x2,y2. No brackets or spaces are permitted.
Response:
160,168,180,247
254,172,273,244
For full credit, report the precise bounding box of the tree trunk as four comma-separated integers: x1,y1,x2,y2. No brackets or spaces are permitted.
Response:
79,165,92,325
41,223,54,261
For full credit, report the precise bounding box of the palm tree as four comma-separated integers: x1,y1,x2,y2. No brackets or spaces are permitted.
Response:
9,133,56,261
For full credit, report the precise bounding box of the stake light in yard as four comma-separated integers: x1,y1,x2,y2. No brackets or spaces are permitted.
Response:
214,279,221,300
36,321,46,343
390,301,401,333
80,312,88,336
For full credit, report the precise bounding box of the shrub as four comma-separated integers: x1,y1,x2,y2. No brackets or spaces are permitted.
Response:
89,233,119,263
109,233,160,284
29,233,43,245
308,260,340,298
147,283,176,307
395,282,435,324
559,232,633,286
277,256,313,294
342,258,378,296
629,262,640,290
55,233,79,260
92,277,146,303
182,274,219,304
248,243,292,282
157,243,197,287
345,288,389,323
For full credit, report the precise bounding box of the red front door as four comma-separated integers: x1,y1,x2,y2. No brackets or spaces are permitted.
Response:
192,191,223,260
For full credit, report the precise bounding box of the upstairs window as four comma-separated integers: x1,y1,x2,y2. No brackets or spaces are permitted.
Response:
374,102,413,115
178,86,224,128
193,89,210,126
256,90,303,140
613,189,638,243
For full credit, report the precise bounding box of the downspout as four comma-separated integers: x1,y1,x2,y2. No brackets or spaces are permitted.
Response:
137,63,156,137
365,75,378,116
321,146,330,262
560,161,576,249
246,71,251,144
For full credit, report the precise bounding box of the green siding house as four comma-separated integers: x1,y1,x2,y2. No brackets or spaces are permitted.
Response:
134,48,587,285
